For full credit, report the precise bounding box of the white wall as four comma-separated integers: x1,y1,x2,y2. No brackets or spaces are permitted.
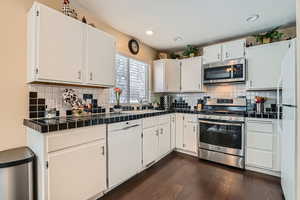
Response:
0,0,157,152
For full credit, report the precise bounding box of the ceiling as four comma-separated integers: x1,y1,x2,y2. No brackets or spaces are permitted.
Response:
77,0,296,51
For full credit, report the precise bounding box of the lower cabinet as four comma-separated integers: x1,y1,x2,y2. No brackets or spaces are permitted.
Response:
27,125,107,200
48,140,106,200
143,126,159,166
175,113,198,155
142,115,171,167
170,114,176,149
182,121,198,153
245,118,280,176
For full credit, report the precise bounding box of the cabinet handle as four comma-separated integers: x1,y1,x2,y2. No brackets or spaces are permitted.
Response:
183,144,186,148
78,70,81,80
193,126,196,132
217,54,220,60
90,72,93,81
101,146,105,156
160,128,163,135
156,130,159,136
226,52,229,58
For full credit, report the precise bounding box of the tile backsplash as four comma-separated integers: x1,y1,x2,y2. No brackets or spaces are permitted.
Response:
28,84,111,117
168,83,280,109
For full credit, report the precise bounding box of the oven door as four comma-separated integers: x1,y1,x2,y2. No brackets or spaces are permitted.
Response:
199,120,244,156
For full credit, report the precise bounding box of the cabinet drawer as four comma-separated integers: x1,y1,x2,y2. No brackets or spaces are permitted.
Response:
247,121,273,133
246,148,273,169
143,117,158,129
158,115,170,125
47,125,106,152
247,131,273,151
108,120,141,132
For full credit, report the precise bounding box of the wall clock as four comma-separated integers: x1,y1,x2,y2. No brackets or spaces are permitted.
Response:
128,39,140,55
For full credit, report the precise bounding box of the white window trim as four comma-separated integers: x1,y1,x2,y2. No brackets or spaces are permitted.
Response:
111,53,150,105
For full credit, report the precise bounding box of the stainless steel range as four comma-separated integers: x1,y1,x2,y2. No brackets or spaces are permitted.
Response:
198,98,246,169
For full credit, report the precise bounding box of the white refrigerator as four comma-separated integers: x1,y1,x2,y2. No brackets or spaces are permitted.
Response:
280,39,297,200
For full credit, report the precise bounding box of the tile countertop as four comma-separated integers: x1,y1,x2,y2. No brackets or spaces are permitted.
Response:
23,110,174,133
23,109,281,133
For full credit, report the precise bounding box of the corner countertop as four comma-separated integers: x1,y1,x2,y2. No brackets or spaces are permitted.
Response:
23,109,281,134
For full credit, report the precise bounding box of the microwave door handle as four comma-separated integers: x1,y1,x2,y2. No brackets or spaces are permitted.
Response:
199,120,242,127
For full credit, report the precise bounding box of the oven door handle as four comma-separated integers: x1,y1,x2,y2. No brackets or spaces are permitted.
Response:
199,120,243,127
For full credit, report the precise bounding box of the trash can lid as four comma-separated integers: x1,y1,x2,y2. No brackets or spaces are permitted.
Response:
0,147,35,168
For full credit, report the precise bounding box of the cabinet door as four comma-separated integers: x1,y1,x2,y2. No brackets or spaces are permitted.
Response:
222,39,246,61
85,26,116,86
181,57,203,92
175,114,184,149
246,40,290,90
153,60,165,92
48,140,106,200
36,4,84,83
143,127,159,166
203,44,222,64
183,122,198,153
158,123,171,157
170,115,176,149
165,60,181,92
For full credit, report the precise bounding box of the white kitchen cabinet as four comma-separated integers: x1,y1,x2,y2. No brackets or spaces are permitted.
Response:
27,2,116,87
175,114,184,149
246,40,290,90
245,118,280,176
27,125,107,200
153,59,181,93
85,25,116,86
203,39,246,64
143,127,159,166
48,140,106,200
108,120,142,188
183,122,198,153
142,115,172,167
158,123,171,157
180,56,204,92
27,3,84,84
222,39,246,61
175,114,198,155
203,44,222,64
170,115,176,149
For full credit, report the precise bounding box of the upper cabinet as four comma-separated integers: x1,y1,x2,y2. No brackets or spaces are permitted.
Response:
246,40,290,90
203,39,246,64
153,57,204,93
27,2,116,87
85,26,116,86
180,56,203,92
203,44,222,64
222,39,246,61
153,59,181,93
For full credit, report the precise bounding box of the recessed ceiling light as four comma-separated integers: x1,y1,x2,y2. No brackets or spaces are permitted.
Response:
246,14,260,22
146,30,154,36
174,36,183,42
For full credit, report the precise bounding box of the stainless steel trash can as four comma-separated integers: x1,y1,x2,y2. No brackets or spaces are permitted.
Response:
0,147,35,200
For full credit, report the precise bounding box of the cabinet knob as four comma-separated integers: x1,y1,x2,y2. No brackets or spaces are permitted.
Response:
90,72,93,81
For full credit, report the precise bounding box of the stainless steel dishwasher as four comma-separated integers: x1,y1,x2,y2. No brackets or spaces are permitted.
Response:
0,147,35,200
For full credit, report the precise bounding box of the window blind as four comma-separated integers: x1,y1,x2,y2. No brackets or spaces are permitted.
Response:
111,54,148,104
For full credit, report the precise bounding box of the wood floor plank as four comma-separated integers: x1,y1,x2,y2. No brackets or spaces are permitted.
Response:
100,152,283,200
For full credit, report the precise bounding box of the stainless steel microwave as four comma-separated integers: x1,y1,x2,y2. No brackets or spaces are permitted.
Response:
203,58,246,84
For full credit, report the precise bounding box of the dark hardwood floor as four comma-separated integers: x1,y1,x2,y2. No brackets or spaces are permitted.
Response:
100,152,283,200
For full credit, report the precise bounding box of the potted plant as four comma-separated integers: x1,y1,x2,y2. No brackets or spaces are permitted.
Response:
254,27,284,44
182,45,199,58
114,87,122,112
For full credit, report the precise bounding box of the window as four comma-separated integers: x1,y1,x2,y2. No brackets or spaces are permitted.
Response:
111,54,148,104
